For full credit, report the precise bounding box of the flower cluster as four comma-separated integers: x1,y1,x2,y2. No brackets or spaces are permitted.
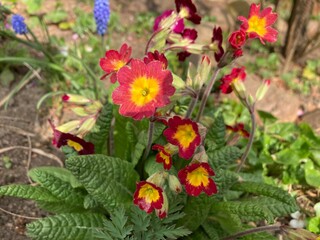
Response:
93,0,111,36
11,14,28,35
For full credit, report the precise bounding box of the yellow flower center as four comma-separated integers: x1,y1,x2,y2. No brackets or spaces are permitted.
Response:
67,140,83,152
159,151,170,165
179,7,189,18
186,166,209,187
138,183,160,203
130,76,160,107
112,60,125,71
173,124,197,149
247,15,266,37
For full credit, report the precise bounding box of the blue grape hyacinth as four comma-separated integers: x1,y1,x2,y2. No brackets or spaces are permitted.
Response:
94,0,110,36
11,14,28,35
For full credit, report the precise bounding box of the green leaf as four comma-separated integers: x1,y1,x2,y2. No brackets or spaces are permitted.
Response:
66,154,139,212
206,113,226,150
213,169,239,195
207,146,242,170
0,185,58,202
26,213,105,240
36,201,87,214
44,11,68,24
231,182,297,207
85,103,113,154
30,169,85,207
23,0,43,14
178,194,212,231
308,216,320,234
305,160,320,187
114,113,132,160
29,167,82,188
211,200,274,223
0,67,14,87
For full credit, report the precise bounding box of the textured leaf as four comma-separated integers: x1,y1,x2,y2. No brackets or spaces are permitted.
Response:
212,200,274,223
29,166,82,188
0,185,58,202
231,182,297,207
178,194,212,231
201,220,227,240
213,169,240,196
36,201,87,214
114,112,132,160
208,146,242,170
85,103,113,154
206,113,226,150
66,154,139,212
30,169,85,207
26,213,105,240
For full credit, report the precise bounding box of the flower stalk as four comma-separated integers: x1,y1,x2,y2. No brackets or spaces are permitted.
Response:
196,67,220,122
236,100,256,172
222,225,282,240
142,118,155,160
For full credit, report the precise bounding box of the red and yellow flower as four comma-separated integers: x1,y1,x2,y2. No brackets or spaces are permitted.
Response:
133,181,164,214
112,59,175,120
178,162,217,196
238,3,278,44
226,123,250,138
99,43,132,83
220,67,246,94
163,116,201,159
49,121,94,155
152,144,171,170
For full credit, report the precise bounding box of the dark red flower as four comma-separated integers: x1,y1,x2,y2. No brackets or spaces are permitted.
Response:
178,162,217,196
211,27,224,62
153,9,184,33
233,48,243,58
226,123,250,138
175,0,201,24
49,121,94,155
177,28,198,61
144,50,168,69
228,30,246,49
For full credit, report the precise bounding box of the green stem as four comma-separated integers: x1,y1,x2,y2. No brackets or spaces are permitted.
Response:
236,101,256,172
222,225,282,240
142,119,155,160
145,29,161,54
196,67,220,122
185,94,199,119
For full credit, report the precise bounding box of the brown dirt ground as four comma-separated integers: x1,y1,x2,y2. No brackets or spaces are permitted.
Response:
0,0,320,239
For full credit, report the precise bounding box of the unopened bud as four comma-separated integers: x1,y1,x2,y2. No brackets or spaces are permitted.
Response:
56,120,80,133
232,80,247,99
62,94,91,104
156,191,169,219
192,146,208,163
168,174,182,194
255,79,271,101
77,117,96,137
147,171,168,188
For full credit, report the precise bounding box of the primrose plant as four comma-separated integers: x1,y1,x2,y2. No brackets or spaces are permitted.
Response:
0,1,308,239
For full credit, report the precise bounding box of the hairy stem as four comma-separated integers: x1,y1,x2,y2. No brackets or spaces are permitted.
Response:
142,119,155,160
185,94,199,119
236,101,256,172
222,225,282,240
196,68,220,122
145,30,161,54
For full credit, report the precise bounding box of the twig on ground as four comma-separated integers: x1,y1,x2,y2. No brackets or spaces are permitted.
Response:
0,146,63,167
26,135,33,184
0,207,41,220
0,124,35,137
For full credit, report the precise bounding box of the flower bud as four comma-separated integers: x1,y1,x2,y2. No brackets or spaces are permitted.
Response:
192,146,208,163
56,120,80,133
147,171,168,188
156,191,169,219
255,79,271,101
77,117,96,137
168,174,182,194
228,30,246,49
62,94,91,104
